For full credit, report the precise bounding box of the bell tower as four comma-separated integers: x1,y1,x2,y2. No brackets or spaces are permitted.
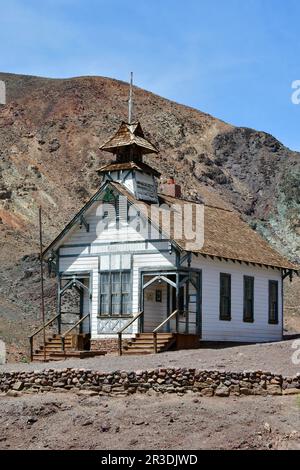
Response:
98,75,160,203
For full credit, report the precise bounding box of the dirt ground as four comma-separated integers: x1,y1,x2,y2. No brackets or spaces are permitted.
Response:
1,337,300,376
1,338,300,451
0,391,299,450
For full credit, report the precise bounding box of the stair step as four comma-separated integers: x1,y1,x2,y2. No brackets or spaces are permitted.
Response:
136,334,174,338
122,332,176,356
31,331,95,362
36,348,73,354
122,350,153,355
48,339,72,343
128,339,171,345
32,350,106,362
126,343,168,350
32,356,61,361
38,344,72,349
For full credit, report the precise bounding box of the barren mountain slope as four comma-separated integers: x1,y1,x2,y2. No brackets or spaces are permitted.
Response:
0,72,299,359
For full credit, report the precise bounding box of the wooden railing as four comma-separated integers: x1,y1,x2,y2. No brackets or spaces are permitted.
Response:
28,313,61,361
153,310,179,354
61,313,90,353
118,311,144,356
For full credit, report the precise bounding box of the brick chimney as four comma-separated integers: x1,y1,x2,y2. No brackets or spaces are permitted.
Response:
160,177,182,198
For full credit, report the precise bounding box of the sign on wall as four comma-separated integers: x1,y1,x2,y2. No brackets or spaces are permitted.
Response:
134,172,158,203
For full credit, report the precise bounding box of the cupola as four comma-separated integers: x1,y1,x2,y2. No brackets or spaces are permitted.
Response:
98,75,160,203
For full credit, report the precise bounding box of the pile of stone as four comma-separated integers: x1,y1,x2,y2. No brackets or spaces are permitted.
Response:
0,368,299,397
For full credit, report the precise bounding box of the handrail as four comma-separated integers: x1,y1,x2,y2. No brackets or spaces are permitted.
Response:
153,310,178,353
61,313,90,352
28,313,61,361
118,311,144,356
29,313,61,340
153,310,178,333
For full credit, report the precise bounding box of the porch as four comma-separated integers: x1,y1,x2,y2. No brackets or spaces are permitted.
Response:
29,268,202,361
116,268,202,355
29,273,103,361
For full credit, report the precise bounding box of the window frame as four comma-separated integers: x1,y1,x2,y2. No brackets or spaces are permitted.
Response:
268,280,279,325
219,273,231,321
99,270,132,317
155,289,162,303
243,276,254,323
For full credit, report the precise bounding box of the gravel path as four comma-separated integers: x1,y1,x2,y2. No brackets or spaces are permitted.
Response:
1,338,300,376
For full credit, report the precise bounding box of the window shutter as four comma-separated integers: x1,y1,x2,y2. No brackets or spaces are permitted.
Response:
243,276,254,323
220,273,231,321
269,281,279,325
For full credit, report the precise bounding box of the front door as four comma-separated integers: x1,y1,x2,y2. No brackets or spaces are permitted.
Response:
142,276,169,332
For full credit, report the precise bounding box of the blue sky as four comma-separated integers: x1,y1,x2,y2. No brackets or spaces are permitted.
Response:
1,0,300,150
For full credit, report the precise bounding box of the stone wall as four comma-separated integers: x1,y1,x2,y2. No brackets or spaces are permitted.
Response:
1,368,300,397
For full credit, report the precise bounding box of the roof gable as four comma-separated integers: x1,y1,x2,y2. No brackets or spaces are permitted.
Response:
43,181,299,272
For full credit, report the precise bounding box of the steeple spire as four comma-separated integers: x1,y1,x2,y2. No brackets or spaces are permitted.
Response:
100,73,158,164
128,72,133,124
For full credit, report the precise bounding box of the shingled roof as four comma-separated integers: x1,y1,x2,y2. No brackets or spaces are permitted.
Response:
43,181,298,272
97,161,161,178
100,122,158,155
112,183,299,271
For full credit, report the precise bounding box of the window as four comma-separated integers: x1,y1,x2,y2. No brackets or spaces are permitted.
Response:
111,272,121,315
155,289,162,303
220,273,231,321
243,276,254,323
99,271,131,316
99,273,110,315
269,280,279,325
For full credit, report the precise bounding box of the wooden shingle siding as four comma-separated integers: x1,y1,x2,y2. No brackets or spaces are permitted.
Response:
193,256,282,343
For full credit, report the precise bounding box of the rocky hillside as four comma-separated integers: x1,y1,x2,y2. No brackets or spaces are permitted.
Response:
0,72,299,359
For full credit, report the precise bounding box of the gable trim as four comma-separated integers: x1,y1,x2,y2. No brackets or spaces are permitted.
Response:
43,181,181,259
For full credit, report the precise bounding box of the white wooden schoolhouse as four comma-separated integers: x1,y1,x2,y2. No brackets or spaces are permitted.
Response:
31,112,298,360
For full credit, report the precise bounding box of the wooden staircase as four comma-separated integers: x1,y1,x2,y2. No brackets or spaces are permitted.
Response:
122,333,176,355
32,334,72,361
32,334,106,362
